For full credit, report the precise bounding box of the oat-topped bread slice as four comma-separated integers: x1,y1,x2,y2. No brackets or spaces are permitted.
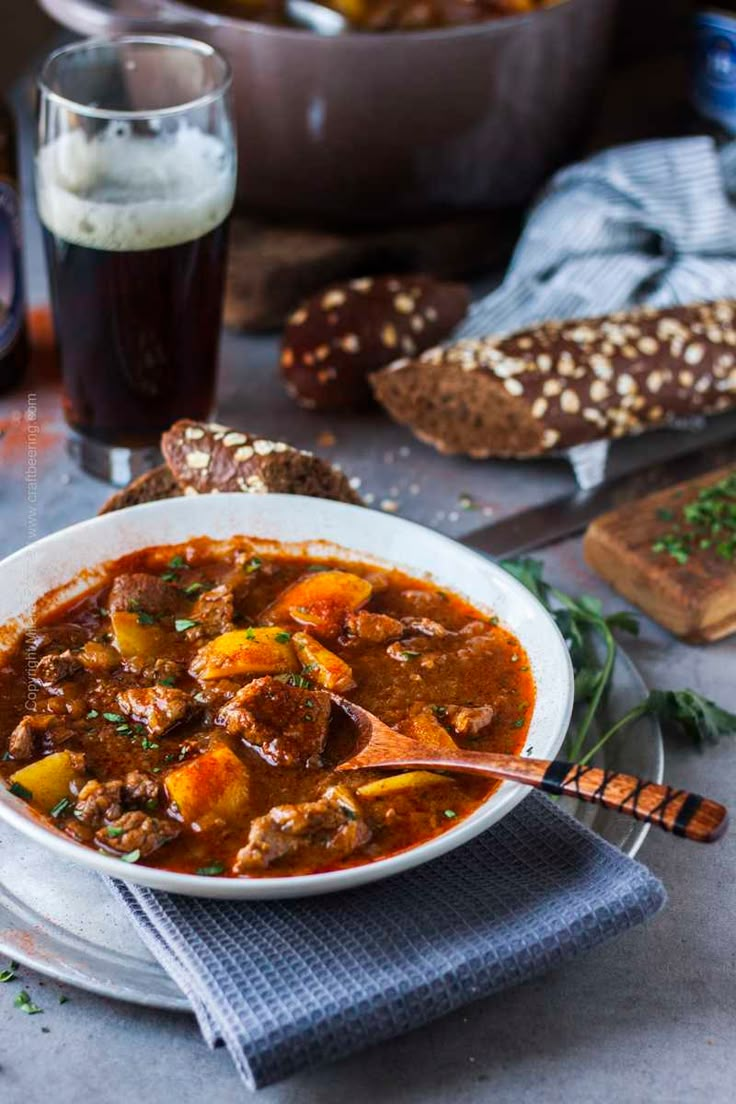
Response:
161,420,362,504
99,465,182,515
371,300,736,459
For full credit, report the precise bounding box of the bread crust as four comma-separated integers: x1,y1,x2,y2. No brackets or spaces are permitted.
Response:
98,466,182,515
161,420,362,505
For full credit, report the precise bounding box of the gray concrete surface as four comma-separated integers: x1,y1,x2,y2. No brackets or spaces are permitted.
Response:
0,83,734,1104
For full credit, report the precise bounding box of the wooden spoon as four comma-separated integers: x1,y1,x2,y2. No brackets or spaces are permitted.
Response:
331,696,728,844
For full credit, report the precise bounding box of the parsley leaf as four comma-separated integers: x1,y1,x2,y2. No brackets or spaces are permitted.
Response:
14,990,43,1015
174,619,199,633
196,862,226,876
0,961,18,983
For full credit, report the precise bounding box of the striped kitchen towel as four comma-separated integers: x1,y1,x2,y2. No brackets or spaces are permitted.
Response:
110,792,665,1091
459,136,736,339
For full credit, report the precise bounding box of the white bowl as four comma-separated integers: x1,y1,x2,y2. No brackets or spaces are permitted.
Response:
0,494,573,899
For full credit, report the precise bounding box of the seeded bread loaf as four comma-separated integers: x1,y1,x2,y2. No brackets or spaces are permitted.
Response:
161,420,362,504
371,300,736,458
281,274,469,410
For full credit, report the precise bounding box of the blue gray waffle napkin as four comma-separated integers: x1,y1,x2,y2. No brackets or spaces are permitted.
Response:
459,135,736,340
109,792,665,1090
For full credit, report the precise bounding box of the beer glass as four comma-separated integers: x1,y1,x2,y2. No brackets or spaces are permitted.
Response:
36,36,236,484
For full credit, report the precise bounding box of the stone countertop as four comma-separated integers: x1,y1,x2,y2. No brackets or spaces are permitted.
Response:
0,122,735,1104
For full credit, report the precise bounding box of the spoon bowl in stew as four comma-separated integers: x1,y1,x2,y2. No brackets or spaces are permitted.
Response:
0,493,573,899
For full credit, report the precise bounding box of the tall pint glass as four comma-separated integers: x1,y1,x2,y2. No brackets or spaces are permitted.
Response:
36,36,236,483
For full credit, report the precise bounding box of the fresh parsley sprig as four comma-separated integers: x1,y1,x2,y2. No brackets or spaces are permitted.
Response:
501,558,736,762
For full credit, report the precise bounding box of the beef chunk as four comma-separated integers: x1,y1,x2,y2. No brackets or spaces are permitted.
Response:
234,785,370,873
95,810,180,857
117,686,192,737
108,573,180,617
123,656,183,684
445,704,495,737
123,770,160,806
185,584,235,642
75,779,123,827
344,610,404,643
7,714,66,760
34,650,82,687
217,676,331,768
400,617,449,637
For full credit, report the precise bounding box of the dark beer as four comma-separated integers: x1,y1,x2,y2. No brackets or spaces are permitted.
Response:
42,220,229,445
37,123,234,449
0,100,27,395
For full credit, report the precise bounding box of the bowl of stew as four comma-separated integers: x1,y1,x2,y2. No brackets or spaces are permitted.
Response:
40,0,617,225
0,494,573,898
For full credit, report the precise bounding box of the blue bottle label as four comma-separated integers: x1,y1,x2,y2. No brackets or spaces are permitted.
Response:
0,179,23,356
694,10,736,132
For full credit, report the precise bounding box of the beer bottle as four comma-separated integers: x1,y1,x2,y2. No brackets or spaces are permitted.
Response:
693,4,736,136
0,99,27,394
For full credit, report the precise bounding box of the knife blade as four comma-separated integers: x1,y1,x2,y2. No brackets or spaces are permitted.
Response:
461,437,736,559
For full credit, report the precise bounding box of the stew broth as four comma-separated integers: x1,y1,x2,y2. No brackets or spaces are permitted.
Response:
0,538,533,878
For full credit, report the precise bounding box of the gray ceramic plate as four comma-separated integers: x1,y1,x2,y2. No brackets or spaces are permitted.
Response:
0,644,662,1012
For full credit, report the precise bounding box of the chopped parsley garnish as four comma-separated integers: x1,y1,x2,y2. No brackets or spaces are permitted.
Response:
274,631,291,644
14,990,42,1015
443,809,457,819
159,677,176,687
120,849,141,863
86,709,99,719
276,673,312,688
136,611,156,626
107,826,125,838
399,650,420,661
58,994,69,1005
103,712,126,723
652,472,736,564
168,555,187,570
160,572,177,582
196,862,225,876
183,582,205,596
50,797,71,818
511,719,525,729
174,618,199,633
9,781,32,801
0,961,18,983
244,557,262,573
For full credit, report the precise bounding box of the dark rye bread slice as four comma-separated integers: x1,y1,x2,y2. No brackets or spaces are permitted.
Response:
99,465,182,515
371,300,736,458
161,420,362,505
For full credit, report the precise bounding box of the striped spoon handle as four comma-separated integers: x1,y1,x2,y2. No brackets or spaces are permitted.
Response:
538,761,728,843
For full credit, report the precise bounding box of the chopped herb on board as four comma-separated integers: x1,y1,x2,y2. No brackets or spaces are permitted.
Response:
500,558,736,763
652,471,736,564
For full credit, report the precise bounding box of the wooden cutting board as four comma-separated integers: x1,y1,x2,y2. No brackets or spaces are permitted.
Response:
583,465,736,643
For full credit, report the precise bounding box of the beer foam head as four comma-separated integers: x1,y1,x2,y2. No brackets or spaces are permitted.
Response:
37,123,236,251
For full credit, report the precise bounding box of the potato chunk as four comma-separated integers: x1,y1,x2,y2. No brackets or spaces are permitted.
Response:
261,570,372,638
357,771,448,799
165,745,250,828
292,632,355,693
189,627,298,680
398,706,458,752
110,611,166,659
9,750,82,812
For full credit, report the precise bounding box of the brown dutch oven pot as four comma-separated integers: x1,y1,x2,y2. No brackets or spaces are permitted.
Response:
40,0,618,227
